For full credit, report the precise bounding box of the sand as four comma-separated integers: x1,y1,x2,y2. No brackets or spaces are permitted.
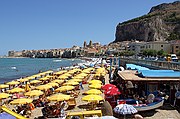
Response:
19,73,180,119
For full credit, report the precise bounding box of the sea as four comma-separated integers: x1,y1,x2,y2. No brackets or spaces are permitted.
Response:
0,58,83,83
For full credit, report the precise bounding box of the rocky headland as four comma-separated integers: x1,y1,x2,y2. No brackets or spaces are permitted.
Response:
114,1,180,42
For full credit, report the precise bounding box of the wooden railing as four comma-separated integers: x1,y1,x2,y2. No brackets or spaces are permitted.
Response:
119,58,180,71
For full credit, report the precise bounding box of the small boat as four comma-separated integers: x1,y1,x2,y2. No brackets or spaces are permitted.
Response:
117,98,164,111
133,98,164,111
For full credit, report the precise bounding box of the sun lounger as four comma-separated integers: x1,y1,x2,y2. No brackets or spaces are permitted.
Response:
67,98,76,108
66,110,102,119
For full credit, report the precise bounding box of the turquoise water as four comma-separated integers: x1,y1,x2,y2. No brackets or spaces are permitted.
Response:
0,58,83,83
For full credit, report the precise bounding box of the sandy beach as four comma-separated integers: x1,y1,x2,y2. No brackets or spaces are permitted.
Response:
1,67,179,119
30,73,180,119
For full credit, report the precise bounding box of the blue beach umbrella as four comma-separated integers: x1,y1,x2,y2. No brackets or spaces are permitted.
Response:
0,112,16,119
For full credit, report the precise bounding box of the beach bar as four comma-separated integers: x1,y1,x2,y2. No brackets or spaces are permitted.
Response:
117,70,180,105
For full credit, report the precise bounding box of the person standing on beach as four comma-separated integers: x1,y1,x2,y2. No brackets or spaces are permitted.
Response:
79,82,84,90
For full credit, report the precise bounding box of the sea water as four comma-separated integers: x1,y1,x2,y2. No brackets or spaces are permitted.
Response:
0,58,83,83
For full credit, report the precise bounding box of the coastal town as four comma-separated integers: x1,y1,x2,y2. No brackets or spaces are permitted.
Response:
8,40,180,60
0,1,180,119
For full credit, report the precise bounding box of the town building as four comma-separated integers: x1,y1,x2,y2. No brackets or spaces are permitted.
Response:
145,41,171,54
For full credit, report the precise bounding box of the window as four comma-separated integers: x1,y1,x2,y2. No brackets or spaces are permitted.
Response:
161,45,163,47
176,46,179,48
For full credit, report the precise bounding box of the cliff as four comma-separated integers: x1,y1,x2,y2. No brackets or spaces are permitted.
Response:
114,1,180,42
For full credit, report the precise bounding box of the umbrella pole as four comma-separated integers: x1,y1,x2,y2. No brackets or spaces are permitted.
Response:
124,115,126,119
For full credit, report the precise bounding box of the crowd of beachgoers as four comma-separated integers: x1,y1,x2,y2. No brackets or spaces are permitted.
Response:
0,58,113,119
0,58,179,119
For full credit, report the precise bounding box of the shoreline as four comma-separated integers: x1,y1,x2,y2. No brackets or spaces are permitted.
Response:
0,58,86,84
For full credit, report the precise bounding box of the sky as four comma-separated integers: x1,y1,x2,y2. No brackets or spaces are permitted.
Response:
0,0,176,55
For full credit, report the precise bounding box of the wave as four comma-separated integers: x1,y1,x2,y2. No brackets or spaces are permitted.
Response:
11,67,17,70
53,60,62,62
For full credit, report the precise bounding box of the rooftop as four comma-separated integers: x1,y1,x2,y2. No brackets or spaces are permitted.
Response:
118,70,180,82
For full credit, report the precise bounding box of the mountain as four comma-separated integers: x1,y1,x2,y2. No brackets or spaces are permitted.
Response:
114,1,180,43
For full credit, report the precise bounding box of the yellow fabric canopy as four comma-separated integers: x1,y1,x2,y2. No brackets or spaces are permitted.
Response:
55,86,74,92
39,77,49,81
70,79,82,82
64,81,79,86
47,82,59,87
51,79,64,84
25,90,43,97
82,95,103,102
58,75,69,79
7,81,20,85
85,89,102,95
30,80,42,84
0,93,10,99
10,98,33,105
36,85,52,90
89,84,102,89
89,80,102,84
47,94,70,101
0,84,9,89
8,87,25,93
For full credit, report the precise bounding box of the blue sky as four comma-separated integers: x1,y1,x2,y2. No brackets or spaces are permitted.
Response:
0,0,176,55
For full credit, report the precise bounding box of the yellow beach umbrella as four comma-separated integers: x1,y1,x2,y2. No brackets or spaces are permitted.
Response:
78,73,88,76
55,86,74,92
26,76,35,80
89,80,102,84
0,93,10,99
73,76,84,79
47,82,59,87
63,73,72,77
82,70,91,74
63,81,79,86
10,98,33,105
51,80,64,84
39,77,49,81
58,75,69,79
7,81,20,85
68,71,76,74
30,80,42,84
46,75,54,79
86,89,102,95
19,78,30,82
70,79,82,82
0,84,9,89
47,94,70,101
25,90,43,97
82,95,103,102
89,84,102,89
8,87,25,93
36,85,52,90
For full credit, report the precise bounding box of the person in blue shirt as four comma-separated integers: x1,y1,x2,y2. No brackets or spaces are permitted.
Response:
79,82,84,90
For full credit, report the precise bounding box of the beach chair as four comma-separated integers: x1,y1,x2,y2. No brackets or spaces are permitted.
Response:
67,98,76,109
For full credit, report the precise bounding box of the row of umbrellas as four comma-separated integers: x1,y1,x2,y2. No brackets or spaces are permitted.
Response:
0,68,97,106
